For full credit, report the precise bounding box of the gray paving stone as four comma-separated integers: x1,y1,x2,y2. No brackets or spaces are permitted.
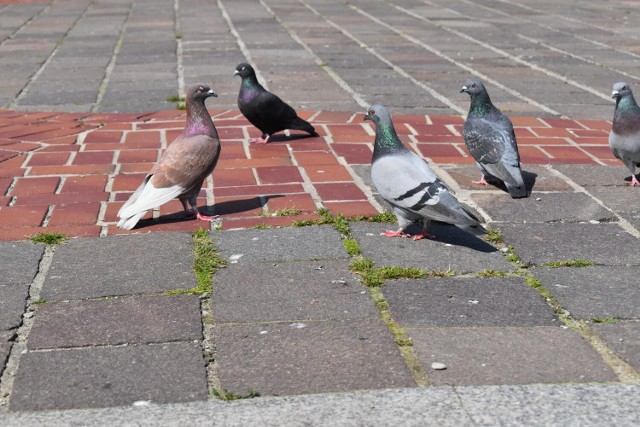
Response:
384,277,556,327
585,186,640,214
9,342,208,411
213,226,348,264
472,192,613,223
533,266,640,319
500,223,639,266
592,321,640,371
27,295,202,349
350,222,512,274
0,241,44,285
553,165,631,187
213,260,377,323
441,164,572,192
620,212,640,232
0,330,14,374
409,327,616,386
214,319,416,396
41,233,195,301
0,284,29,331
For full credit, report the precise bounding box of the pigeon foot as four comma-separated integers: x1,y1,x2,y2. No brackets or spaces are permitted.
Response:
472,176,489,185
411,232,435,240
626,176,640,186
250,135,270,144
196,212,219,221
381,229,410,238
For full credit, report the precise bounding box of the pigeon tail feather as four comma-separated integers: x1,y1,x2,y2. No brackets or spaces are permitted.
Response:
288,116,318,136
505,182,528,199
117,211,147,230
458,223,486,236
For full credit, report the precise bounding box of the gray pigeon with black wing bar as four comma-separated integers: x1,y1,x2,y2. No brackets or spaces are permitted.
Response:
610,81,640,186
461,79,527,198
365,104,485,240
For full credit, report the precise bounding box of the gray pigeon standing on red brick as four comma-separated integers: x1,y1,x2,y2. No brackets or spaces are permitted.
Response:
235,63,317,144
117,83,220,230
461,80,527,198
610,82,640,186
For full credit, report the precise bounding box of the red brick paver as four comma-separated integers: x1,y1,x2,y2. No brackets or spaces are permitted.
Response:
0,108,614,241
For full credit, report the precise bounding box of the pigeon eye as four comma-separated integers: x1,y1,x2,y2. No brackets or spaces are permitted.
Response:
368,109,375,115
198,86,204,92
471,83,476,88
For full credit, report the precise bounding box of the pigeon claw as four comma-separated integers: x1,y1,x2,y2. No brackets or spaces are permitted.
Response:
412,232,435,240
626,176,640,186
250,135,270,144
196,212,219,222
381,229,410,238
472,176,489,185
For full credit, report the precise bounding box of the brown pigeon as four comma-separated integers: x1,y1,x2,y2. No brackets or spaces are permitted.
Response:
117,83,220,230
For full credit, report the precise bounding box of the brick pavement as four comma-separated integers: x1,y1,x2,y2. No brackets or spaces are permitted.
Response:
1,0,640,421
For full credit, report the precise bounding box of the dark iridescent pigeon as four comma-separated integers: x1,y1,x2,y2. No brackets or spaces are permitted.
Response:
461,80,527,198
610,82,640,186
234,63,318,144
117,83,220,230
365,104,485,240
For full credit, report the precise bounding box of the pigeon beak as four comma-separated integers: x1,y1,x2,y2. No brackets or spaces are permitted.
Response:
233,70,240,76
612,90,620,99
460,86,468,93
208,90,218,98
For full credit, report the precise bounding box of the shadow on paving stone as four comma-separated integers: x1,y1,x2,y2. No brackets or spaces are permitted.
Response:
409,327,616,386
214,319,416,396
591,321,640,371
441,164,570,193
9,342,208,411
384,277,557,327
533,266,640,320
500,223,639,266
213,226,348,263
473,192,614,223
40,233,195,301
213,260,377,323
350,222,511,274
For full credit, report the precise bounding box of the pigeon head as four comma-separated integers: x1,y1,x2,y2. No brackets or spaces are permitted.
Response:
234,63,256,79
186,83,217,103
364,104,392,127
460,80,487,97
612,82,632,100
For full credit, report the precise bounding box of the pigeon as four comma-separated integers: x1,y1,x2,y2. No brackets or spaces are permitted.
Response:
365,104,485,240
461,80,527,198
117,83,220,230
610,82,640,186
234,63,318,144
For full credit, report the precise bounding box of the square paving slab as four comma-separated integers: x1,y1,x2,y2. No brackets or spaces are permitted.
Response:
9,342,208,411
384,277,556,327
0,241,44,286
499,223,639,266
533,266,640,319
471,192,613,223
214,319,416,396
409,326,616,386
350,222,511,274
40,233,196,300
584,186,640,214
591,321,640,372
213,260,377,323
441,164,572,192
0,283,29,331
552,165,630,187
27,295,202,349
213,226,348,264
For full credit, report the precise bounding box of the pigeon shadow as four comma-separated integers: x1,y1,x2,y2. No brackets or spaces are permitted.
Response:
132,195,283,229
486,170,538,197
264,133,318,143
404,222,497,253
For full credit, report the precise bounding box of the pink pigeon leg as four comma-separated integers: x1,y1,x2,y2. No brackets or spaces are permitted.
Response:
381,228,411,238
410,220,435,240
196,211,219,221
250,134,270,144
472,176,489,185
627,175,640,186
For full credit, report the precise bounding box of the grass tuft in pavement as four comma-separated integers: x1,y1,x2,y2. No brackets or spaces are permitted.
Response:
29,232,67,245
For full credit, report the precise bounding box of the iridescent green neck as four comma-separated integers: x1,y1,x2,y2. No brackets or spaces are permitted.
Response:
373,122,404,158
468,92,494,117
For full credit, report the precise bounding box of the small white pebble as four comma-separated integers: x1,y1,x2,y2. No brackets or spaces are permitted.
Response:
260,331,268,335
468,300,479,305
589,220,600,224
536,197,542,201
289,323,306,329
431,362,447,370
133,401,152,407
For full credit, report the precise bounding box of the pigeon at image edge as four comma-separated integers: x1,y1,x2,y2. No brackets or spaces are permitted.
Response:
610,81,640,186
